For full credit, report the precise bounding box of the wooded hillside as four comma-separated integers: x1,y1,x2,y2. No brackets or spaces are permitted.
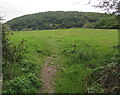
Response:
6,11,118,31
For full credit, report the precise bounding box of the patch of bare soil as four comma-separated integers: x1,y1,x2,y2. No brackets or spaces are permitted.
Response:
40,56,57,93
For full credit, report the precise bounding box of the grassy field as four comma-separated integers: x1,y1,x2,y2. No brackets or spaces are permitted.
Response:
11,28,118,93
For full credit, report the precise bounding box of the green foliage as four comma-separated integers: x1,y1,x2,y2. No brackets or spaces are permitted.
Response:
3,76,32,93
2,24,41,93
3,58,42,93
3,73,41,93
3,39,26,64
6,11,109,31
2,24,26,64
95,16,119,29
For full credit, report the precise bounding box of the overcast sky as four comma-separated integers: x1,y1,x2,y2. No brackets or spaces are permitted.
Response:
0,0,102,22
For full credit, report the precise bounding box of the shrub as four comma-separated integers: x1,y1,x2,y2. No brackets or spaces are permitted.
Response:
3,73,42,94
3,76,31,93
19,59,37,74
2,24,41,93
2,24,27,64
86,62,119,93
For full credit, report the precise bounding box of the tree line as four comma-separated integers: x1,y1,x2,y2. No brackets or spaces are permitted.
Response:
6,11,119,31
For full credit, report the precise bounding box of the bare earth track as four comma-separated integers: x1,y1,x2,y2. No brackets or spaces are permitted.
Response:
40,56,57,93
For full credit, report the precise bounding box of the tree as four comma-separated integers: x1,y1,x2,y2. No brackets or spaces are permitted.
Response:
95,16,119,29
92,0,120,14
75,0,119,14
91,0,120,29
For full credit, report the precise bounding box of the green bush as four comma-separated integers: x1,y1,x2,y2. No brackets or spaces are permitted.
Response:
3,73,42,94
20,59,37,74
3,59,42,93
2,24,41,93
2,24,27,64
3,76,31,93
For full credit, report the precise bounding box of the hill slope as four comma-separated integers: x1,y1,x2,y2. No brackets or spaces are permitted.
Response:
6,11,109,31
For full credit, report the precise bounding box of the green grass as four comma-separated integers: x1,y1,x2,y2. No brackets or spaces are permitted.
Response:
11,28,118,93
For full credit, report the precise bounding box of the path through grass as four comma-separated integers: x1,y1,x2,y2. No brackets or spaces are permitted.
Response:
11,28,117,93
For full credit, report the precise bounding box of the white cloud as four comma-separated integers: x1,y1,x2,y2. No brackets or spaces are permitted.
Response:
0,0,101,22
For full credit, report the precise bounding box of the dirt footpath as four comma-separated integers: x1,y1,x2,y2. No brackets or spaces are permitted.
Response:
40,56,57,93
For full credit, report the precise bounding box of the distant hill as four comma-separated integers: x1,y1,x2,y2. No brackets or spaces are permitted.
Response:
6,11,118,31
